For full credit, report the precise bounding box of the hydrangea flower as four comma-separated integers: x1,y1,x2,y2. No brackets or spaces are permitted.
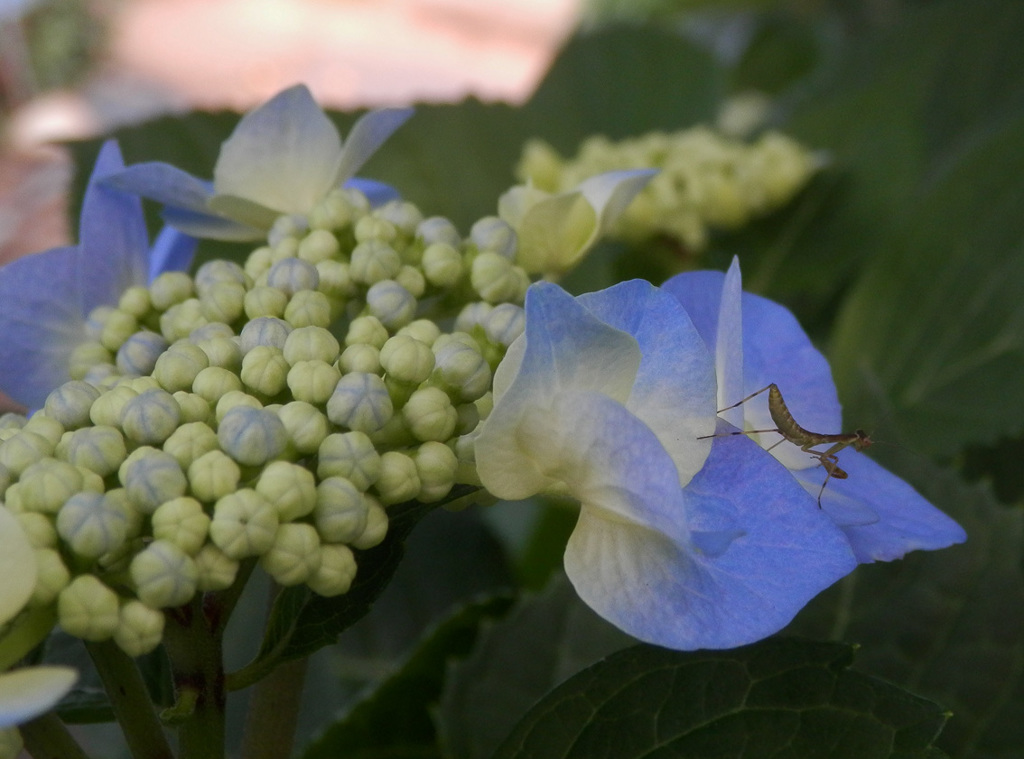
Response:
663,259,967,562
0,142,196,411
104,85,412,241
475,279,859,650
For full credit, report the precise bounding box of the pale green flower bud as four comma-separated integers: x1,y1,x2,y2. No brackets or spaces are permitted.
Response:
471,252,522,304
22,414,63,446
374,200,423,236
395,266,426,298
160,299,208,342
402,387,457,442
30,547,70,605
316,259,356,301
453,429,482,486
1,481,21,511
240,317,292,353
210,489,278,559
200,281,247,324
0,414,23,431
60,426,126,477
244,285,289,319
150,271,194,311
85,304,115,340
153,342,210,393
354,215,397,244
315,477,368,542
215,390,263,423
58,575,120,640
163,421,219,469
83,363,119,388
338,343,381,375
276,401,328,456
283,289,332,328
309,188,357,230
17,512,57,548
307,543,357,597
379,335,434,385
240,346,289,397
121,389,181,445
351,496,388,549
366,280,416,330
100,310,139,352
413,441,458,502
283,326,340,366
218,406,288,466
152,497,210,555
0,726,23,758
121,448,188,514
191,322,236,342
256,461,317,522
245,246,274,279
267,258,320,297
69,341,114,381
116,331,169,376
114,599,165,657
44,381,101,430
317,431,380,490
351,240,402,285
76,465,106,493
417,216,461,247
483,303,525,347
269,216,307,248
397,319,441,346
127,376,162,395
192,366,244,404
345,315,389,348
326,373,393,433
374,451,420,505
432,338,491,402
173,392,213,424
195,260,249,295
118,285,152,317
194,543,239,591
470,216,517,258
260,523,321,586
18,458,83,514
297,229,340,264
454,302,492,332
455,402,481,434
421,242,464,288
286,360,340,405
89,386,137,428
188,449,241,503
130,540,199,608
196,337,242,371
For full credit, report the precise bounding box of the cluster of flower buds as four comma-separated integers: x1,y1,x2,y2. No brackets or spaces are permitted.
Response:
0,187,528,658
516,127,822,251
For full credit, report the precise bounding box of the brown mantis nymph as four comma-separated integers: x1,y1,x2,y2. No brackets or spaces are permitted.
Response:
699,383,873,506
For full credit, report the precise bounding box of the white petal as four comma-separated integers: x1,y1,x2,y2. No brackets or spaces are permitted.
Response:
0,667,77,729
334,107,414,184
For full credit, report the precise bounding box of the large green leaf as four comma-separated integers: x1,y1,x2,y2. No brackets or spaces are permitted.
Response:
494,637,949,759
786,453,1024,759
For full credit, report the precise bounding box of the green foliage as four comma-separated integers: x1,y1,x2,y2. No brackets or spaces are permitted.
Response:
494,637,948,758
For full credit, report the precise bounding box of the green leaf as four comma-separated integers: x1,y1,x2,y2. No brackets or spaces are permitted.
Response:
827,112,1024,456
299,594,513,759
227,485,482,690
494,637,948,759
786,453,1024,759
438,574,634,759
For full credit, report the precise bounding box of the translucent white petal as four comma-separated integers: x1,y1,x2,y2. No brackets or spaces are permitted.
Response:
0,667,77,729
715,258,745,428
334,107,414,185
577,169,657,235
0,508,36,626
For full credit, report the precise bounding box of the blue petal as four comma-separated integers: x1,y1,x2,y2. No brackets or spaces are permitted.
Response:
78,142,149,313
565,412,856,650
0,246,86,407
344,177,400,207
102,161,213,214
792,449,968,562
578,280,716,485
148,226,197,281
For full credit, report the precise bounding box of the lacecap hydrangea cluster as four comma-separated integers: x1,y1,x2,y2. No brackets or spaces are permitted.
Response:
517,127,822,251
0,187,528,658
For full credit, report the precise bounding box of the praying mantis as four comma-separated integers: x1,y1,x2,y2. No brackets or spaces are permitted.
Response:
700,383,873,506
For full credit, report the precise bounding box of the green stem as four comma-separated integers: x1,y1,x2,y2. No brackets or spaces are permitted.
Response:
19,712,92,759
162,599,227,759
86,640,174,759
238,656,309,759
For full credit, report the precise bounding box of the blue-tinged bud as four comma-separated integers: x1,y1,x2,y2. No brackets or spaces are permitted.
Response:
366,280,416,330
326,373,393,433
59,426,126,477
432,337,491,402
116,331,169,376
195,260,250,295
483,303,526,347
374,200,423,237
240,317,292,353
470,216,517,259
416,216,461,247
317,431,380,490
210,489,279,559
121,448,188,514
217,406,288,466
215,390,262,423
45,381,101,430
267,258,320,295
454,302,492,333
57,491,130,558
121,389,182,445
130,539,199,608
